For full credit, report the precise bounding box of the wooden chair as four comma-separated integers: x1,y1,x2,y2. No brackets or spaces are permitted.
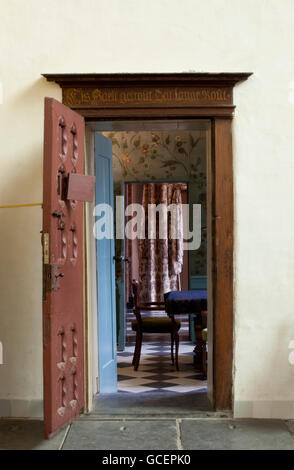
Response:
131,280,181,371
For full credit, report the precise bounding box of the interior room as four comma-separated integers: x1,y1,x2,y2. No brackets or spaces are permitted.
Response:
87,120,211,413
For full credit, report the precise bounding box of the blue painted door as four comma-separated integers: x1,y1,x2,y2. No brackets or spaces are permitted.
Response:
94,132,117,393
117,182,126,351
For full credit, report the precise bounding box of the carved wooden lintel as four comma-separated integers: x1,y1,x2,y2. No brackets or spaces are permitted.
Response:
42,73,252,119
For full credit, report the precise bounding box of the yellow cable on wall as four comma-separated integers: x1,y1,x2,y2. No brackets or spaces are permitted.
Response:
0,203,43,209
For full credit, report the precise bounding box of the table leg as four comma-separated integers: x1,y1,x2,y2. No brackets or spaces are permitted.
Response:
170,332,174,365
170,316,179,371
174,329,179,371
202,342,207,378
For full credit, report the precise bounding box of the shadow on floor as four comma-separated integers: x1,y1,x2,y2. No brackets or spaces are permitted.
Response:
0,419,67,450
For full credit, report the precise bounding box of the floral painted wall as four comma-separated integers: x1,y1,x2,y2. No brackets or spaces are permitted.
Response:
102,130,207,276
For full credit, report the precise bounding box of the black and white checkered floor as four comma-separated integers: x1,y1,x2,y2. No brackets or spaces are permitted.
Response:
117,342,207,394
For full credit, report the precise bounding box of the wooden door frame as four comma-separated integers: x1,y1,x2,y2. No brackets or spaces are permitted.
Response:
43,73,252,410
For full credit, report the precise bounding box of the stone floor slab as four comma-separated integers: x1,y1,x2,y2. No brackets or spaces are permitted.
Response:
62,419,178,450
180,419,294,450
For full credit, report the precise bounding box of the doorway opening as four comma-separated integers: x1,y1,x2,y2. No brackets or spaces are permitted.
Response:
86,120,212,414
42,72,250,434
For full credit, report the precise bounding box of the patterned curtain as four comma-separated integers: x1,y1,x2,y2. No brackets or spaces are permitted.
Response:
139,183,184,303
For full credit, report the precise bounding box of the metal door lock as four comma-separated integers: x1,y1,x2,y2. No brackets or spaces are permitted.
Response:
43,264,65,298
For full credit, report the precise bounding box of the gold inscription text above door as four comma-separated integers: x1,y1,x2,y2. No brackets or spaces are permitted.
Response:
63,86,232,108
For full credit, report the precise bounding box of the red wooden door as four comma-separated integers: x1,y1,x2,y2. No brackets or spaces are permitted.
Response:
42,98,90,438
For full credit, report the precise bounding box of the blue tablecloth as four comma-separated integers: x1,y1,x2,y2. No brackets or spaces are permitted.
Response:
164,290,207,315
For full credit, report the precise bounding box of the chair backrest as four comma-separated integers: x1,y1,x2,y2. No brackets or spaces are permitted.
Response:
132,279,165,310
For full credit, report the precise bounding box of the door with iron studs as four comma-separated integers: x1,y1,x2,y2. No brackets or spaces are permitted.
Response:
42,98,94,439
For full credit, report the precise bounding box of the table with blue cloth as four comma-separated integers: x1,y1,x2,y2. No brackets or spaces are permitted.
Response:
164,289,207,371
164,289,207,315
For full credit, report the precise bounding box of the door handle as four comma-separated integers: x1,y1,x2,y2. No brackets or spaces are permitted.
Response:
113,256,130,263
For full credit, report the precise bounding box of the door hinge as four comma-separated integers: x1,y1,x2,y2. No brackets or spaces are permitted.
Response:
43,232,50,264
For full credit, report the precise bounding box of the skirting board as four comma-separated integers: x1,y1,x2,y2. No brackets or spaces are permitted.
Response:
234,401,294,419
0,399,43,418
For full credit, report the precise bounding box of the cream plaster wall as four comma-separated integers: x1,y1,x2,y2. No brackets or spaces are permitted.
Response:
0,0,294,418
